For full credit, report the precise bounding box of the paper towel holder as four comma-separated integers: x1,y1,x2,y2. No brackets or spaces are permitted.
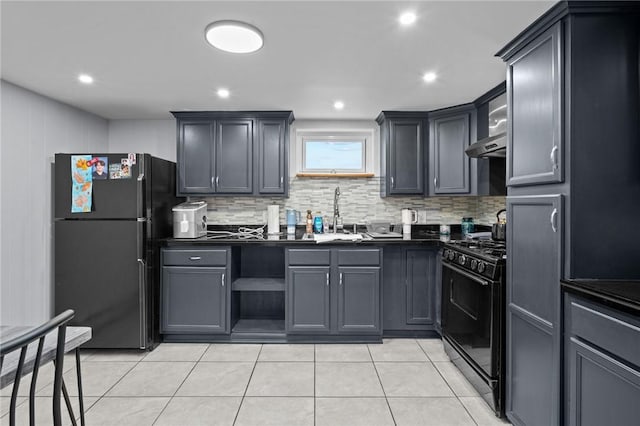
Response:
267,204,281,235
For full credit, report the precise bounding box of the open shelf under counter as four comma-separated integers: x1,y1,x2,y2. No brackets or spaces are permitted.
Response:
231,319,286,341
232,277,285,292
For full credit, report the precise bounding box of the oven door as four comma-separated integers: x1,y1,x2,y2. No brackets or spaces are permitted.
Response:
441,261,500,379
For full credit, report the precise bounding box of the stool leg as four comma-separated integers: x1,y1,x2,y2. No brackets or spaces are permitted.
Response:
75,349,86,426
60,378,77,426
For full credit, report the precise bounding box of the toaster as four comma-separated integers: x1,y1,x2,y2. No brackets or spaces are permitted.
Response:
172,201,208,238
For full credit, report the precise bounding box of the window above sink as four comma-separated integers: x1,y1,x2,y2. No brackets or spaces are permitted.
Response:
294,128,375,177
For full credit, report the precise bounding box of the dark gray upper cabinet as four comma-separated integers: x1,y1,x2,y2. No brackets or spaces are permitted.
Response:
215,119,253,193
377,112,427,196
505,23,563,187
172,111,294,196
177,121,215,193
257,119,287,195
563,294,640,426
428,106,475,195
506,194,562,426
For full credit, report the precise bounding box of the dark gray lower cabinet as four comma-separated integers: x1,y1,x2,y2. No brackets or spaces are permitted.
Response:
337,267,380,333
286,266,331,333
161,247,230,335
286,248,381,335
161,266,228,334
506,194,562,426
564,294,640,426
383,247,437,332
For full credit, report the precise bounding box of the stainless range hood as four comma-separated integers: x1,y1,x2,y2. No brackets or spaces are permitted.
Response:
465,132,506,158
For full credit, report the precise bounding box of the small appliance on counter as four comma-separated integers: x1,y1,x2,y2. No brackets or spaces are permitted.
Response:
173,201,207,238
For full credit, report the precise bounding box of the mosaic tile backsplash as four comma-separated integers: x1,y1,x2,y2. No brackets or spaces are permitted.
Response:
200,177,506,226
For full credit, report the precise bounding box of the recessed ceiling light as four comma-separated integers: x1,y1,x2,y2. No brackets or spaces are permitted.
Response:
399,12,417,26
78,74,94,84
217,88,230,98
205,20,263,54
423,72,437,83
334,101,344,110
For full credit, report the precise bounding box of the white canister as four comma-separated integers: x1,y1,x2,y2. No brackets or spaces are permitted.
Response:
439,224,451,236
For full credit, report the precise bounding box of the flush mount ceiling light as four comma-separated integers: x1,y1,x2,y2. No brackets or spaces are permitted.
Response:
422,71,437,83
333,101,345,110
399,12,417,26
217,88,230,98
78,74,94,84
205,20,263,53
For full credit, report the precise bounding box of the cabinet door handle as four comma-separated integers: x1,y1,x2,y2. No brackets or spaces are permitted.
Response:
211,176,215,188
550,146,559,171
434,177,438,188
550,208,558,233
221,273,225,287
215,176,219,188
189,256,201,261
326,273,329,286
280,176,284,186
339,273,343,286
391,176,395,188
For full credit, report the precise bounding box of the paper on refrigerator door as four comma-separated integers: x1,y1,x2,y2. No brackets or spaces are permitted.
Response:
71,155,93,213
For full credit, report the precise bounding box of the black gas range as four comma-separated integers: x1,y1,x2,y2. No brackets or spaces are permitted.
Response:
443,239,506,280
441,239,507,417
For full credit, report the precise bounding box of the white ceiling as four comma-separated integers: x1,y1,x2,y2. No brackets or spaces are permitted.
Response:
0,1,555,120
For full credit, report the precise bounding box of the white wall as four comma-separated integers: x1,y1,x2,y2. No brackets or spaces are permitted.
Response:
0,80,108,325
108,119,175,161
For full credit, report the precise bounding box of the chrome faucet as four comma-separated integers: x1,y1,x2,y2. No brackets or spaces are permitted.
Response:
333,186,341,233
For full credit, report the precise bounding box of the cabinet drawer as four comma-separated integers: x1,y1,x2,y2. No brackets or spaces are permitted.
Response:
287,249,331,265
163,249,228,266
568,295,640,367
337,249,381,266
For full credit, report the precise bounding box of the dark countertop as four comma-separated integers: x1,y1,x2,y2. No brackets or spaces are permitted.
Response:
561,279,640,314
162,224,483,247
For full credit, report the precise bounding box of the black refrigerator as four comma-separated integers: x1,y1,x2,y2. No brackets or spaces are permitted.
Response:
54,153,182,349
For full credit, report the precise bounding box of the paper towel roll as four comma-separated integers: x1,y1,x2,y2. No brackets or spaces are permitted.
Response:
267,205,280,235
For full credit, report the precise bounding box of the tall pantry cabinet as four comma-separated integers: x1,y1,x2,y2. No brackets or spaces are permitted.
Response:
496,2,640,425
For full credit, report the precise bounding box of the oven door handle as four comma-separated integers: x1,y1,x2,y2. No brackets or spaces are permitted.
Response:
442,261,491,286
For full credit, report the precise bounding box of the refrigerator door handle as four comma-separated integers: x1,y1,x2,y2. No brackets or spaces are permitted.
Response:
137,258,147,349
136,218,147,349
137,154,145,217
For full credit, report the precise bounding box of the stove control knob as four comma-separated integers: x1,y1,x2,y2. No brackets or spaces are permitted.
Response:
448,250,455,261
470,259,478,270
458,255,466,266
477,262,486,273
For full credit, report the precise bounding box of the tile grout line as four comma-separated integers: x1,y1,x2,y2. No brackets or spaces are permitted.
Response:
416,339,480,426
80,351,144,419
232,343,263,426
367,343,397,426
149,344,210,425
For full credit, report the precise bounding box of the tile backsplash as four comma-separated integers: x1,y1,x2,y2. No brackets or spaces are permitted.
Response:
201,177,505,226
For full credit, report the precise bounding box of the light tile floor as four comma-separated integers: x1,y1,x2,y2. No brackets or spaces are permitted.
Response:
0,338,511,426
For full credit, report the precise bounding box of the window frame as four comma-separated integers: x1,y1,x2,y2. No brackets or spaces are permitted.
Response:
294,128,375,176
301,136,366,173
